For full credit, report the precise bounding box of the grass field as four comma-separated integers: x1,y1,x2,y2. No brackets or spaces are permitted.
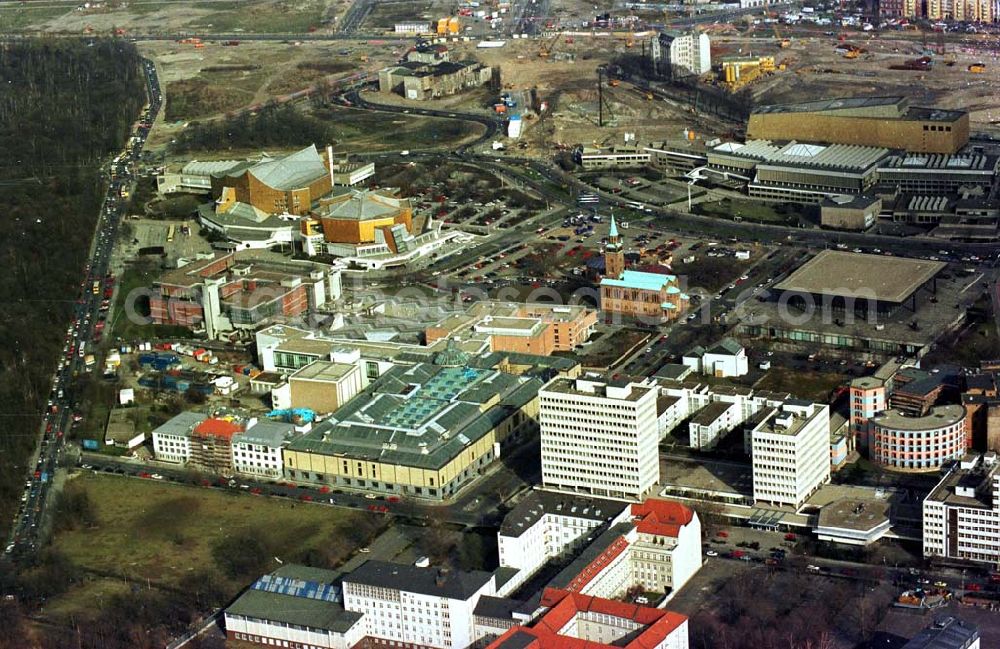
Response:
46,472,384,620
110,261,191,342
0,5,70,31
365,0,436,28
317,106,485,150
754,366,845,402
187,0,327,32
165,67,270,122
695,198,809,226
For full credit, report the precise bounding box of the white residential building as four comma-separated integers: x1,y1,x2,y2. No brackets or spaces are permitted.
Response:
749,401,831,508
540,378,660,500
681,338,748,378
342,560,495,649
687,401,740,450
923,453,1000,565
545,499,702,601
496,491,632,596
150,411,206,463
650,31,711,79
626,499,702,595
230,419,299,479
224,565,364,649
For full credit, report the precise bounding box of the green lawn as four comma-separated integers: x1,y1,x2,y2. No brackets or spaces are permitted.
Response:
0,5,71,31
46,472,384,621
110,262,192,342
694,198,808,226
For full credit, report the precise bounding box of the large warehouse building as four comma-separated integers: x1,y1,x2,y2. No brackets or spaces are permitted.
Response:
772,250,945,318
736,251,967,359
706,140,888,202
282,357,542,500
747,96,969,154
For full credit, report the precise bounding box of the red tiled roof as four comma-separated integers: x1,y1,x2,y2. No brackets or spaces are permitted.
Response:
486,589,688,649
192,418,244,439
631,498,694,538
563,536,629,593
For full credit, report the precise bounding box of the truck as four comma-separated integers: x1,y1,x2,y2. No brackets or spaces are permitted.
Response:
40,472,49,483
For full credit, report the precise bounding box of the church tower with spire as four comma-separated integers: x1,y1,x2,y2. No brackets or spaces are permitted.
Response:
604,215,625,280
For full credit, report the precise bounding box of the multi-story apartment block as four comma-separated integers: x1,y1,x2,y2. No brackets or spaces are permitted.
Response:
923,452,1000,565
150,411,206,463
497,492,633,596
749,401,832,509
540,377,660,500
342,560,496,649
688,401,740,450
542,499,702,601
927,0,993,21
627,499,702,594
230,420,299,479
650,30,711,79
153,412,306,479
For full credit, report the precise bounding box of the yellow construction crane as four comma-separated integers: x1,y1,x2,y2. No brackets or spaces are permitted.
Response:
538,31,561,57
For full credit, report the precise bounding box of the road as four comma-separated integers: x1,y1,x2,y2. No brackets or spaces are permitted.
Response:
3,57,162,561
76,432,541,529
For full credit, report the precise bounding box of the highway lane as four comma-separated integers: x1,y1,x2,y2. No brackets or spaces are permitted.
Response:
4,57,163,561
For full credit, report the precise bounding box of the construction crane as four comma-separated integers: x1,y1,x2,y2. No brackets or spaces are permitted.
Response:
596,66,615,127
538,31,561,58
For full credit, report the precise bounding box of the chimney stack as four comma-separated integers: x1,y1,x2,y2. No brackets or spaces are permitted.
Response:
327,144,335,186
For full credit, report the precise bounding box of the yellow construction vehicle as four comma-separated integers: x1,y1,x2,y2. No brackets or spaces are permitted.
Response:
844,49,859,59
774,25,790,48
969,63,986,73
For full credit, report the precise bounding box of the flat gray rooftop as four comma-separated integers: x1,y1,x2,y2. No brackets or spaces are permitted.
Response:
774,250,945,304
872,405,966,432
817,498,890,532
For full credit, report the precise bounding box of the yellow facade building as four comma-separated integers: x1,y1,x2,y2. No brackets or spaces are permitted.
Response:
283,353,541,500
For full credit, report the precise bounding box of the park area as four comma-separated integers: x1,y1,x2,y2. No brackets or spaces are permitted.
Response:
37,472,385,626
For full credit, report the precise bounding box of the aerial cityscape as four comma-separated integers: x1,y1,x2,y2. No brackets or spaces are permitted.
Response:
2,1,1000,648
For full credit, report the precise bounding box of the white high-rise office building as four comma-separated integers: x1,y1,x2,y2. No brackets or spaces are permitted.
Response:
540,377,659,500
749,400,831,509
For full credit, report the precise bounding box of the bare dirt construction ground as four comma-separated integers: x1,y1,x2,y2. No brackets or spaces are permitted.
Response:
7,0,337,35
718,29,1000,136
396,37,736,156
137,38,401,149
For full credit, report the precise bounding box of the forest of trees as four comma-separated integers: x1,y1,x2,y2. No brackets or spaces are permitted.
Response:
172,103,331,152
0,40,145,545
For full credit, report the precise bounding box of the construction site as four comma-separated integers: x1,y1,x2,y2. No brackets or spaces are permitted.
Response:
11,0,1000,159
